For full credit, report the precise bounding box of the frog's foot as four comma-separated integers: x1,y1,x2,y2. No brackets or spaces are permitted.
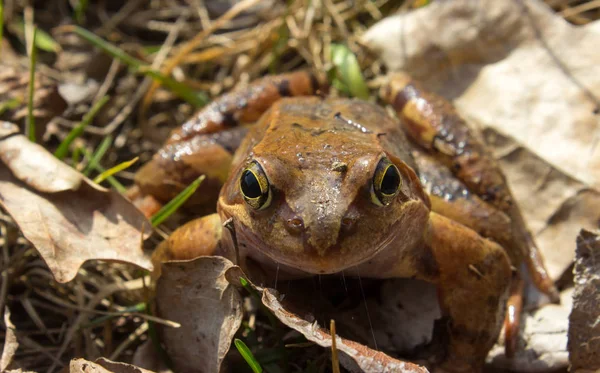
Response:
423,212,511,372
382,73,558,301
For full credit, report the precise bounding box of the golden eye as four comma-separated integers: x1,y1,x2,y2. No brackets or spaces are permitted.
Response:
371,158,402,206
240,161,271,210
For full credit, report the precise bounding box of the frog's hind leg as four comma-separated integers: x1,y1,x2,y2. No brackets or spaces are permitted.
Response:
132,126,248,215
132,71,325,214
381,73,558,301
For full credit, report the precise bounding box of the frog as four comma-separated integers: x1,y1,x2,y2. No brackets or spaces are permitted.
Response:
130,71,558,372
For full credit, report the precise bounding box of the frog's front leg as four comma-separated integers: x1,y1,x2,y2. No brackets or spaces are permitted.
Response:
424,213,511,372
152,213,222,264
134,71,324,212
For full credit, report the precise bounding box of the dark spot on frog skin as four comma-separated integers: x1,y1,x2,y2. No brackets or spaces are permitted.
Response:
393,83,419,111
309,73,321,95
221,111,238,127
414,244,440,279
276,79,291,97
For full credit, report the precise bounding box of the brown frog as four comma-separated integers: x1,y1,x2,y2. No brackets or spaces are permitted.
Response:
131,71,558,372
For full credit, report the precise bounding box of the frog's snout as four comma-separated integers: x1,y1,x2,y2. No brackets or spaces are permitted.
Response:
282,209,358,256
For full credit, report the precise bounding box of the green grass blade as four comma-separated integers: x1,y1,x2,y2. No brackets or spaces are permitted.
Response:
93,156,138,184
150,175,205,227
71,146,82,166
54,95,110,160
329,44,369,100
234,339,263,373
73,0,89,24
81,148,126,192
70,26,141,68
16,19,60,52
69,26,207,107
83,135,113,176
25,27,37,142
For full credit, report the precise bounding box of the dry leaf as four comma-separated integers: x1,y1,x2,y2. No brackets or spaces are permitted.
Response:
362,0,600,280
131,341,171,373
0,122,83,192
0,123,153,282
483,130,600,280
69,358,156,373
261,288,430,373
154,256,243,373
1,307,19,372
568,229,600,372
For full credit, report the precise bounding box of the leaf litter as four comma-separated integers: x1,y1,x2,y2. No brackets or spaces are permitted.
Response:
0,0,598,372
0,122,153,283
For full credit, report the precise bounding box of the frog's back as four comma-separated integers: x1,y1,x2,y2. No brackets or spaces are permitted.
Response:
234,97,416,172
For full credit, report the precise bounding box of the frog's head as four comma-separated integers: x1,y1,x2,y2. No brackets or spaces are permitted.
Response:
218,97,430,274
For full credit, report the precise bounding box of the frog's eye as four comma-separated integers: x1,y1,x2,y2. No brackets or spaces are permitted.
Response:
371,158,402,206
240,161,271,210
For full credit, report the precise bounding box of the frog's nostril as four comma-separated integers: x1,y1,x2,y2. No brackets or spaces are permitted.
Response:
285,216,305,235
340,215,357,234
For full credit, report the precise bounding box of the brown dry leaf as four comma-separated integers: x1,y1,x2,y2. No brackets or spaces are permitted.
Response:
362,0,600,280
0,122,83,192
154,256,243,373
1,307,19,372
0,123,153,282
69,358,156,373
261,288,430,373
131,341,171,373
568,229,600,372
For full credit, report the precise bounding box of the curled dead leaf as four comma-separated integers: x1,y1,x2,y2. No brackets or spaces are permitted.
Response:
568,229,600,372
261,289,430,373
154,256,243,373
1,307,19,372
69,358,156,373
0,124,153,282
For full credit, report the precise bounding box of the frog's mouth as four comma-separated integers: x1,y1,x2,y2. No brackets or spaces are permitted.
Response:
228,215,405,275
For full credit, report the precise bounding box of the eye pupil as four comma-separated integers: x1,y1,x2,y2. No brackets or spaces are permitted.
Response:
381,166,400,195
241,170,262,198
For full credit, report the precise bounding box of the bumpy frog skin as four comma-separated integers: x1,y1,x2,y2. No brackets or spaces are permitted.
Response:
133,72,558,372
